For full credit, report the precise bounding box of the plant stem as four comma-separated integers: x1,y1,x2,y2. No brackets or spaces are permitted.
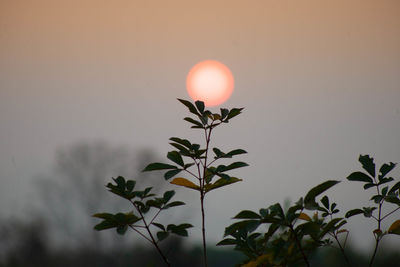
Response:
132,201,171,267
199,126,212,267
289,224,310,267
369,182,383,267
333,234,351,266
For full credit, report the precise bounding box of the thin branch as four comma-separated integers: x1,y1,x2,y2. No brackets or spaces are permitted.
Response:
381,206,400,221
128,225,152,243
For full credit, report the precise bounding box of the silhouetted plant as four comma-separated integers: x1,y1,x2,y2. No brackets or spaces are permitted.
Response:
92,99,400,267
345,155,400,266
93,176,192,267
143,99,248,267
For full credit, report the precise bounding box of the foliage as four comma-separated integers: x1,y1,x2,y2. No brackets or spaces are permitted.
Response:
345,155,400,266
93,99,400,267
143,99,248,266
93,176,192,266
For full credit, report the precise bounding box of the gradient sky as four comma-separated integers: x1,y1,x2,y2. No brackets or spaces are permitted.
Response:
1,0,400,250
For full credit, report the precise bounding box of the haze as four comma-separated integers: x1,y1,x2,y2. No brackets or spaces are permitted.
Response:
1,0,400,251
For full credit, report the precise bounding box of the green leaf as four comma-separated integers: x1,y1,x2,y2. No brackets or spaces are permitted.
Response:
205,177,242,193
364,183,376,190
94,220,117,231
169,137,192,149
178,98,200,116
165,201,185,208
126,180,136,192
321,195,330,209
388,181,400,194
152,223,165,231
170,177,200,191
220,108,229,120
379,162,396,179
233,210,261,219
163,190,175,203
226,108,244,120
157,231,169,242
195,100,205,113
304,180,340,208
183,117,203,128
167,151,184,167
359,154,375,177
388,220,400,235
345,209,364,218
347,172,373,183
226,149,247,157
371,195,383,204
164,169,182,180
223,161,249,171
216,238,237,246
143,162,177,172
385,195,400,205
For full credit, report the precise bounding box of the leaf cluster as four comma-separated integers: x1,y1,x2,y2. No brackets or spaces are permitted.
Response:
93,176,192,242
218,180,345,266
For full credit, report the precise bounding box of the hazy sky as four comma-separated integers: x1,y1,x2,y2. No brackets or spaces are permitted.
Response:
1,0,400,250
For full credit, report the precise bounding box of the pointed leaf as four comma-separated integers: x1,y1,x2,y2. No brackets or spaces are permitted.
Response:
216,238,237,246
388,181,400,194
170,177,200,191
223,161,249,171
195,100,205,113
347,172,373,183
233,210,261,219
183,117,203,128
157,231,169,242
379,162,396,179
167,151,184,167
345,209,364,218
164,169,182,180
143,162,177,172
205,177,242,193
178,99,200,115
304,180,340,207
321,195,330,209
152,223,165,231
359,154,375,177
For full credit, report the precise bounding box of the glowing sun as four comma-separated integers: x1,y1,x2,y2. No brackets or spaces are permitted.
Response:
186,60,234,107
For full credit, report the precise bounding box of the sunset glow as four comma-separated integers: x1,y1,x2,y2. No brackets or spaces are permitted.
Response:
186,60,234,107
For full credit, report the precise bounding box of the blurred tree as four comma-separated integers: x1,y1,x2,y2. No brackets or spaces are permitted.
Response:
33,141,162,249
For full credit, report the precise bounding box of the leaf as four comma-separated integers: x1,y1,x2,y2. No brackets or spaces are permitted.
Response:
226,149,247,157
298,212,311,221
385,195,400,205
379,162,396,179
157,231,169,242
170,177,200,191
220,108,229,119
320,218,343,237
304,180,340,208
321,195,330,209
167,151,184,167
183,117,203,128
345,209,364,218
388,181,400,194
163,190,175,203
164,169,182,180
233,210,261,219
152,223,165,231
169,137,192,149
165,201,185,208
143,162,177,172
388,220,400,235
364,183,376,190
226,108,244,120
195,100,205,113
216,238,237,246
205,177,242,193
359,154,375,177
347,172,373,183
223,161,249,171
178,98,200,116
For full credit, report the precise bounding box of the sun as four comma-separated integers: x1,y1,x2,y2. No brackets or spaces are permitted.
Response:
186,60,234,107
